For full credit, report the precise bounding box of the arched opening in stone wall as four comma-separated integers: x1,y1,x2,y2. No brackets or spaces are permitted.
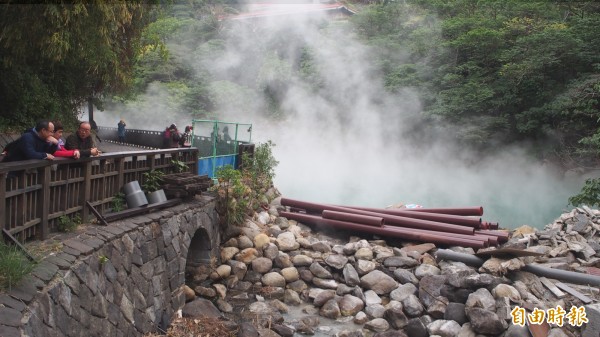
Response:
185,227,214,287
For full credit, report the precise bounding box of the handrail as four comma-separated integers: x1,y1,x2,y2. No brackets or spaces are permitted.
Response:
1,148,198,243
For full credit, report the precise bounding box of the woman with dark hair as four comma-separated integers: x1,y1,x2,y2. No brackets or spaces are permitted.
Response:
180,125,193,147
52,121,80,159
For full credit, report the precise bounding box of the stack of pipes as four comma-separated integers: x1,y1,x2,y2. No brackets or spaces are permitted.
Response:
279,198,509,249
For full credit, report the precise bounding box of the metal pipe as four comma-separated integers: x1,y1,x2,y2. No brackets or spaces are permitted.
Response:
474,233,498,246
322,210,384,227
523,265,600,287
281,198,475,235
341,205,481,228
280,212,486,249
405,206,484,217
474,230,509,242
408,227,490,245
435,249,600,286
435,249,485,267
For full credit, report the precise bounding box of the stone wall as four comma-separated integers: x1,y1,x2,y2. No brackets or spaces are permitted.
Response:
0,195,220,337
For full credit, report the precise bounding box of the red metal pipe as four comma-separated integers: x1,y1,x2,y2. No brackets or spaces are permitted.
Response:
474,234,498,246
340,205,481,228
280,211,486,249
281,198,475,235
474,229,509,243
408,227,491,246
404,206,484,217
322,210,384,227
481,222,499,230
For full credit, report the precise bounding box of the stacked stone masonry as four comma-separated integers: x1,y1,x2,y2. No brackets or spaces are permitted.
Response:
0,195,219,337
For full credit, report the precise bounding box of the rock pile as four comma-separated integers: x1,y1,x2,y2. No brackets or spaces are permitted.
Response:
182,193,599,337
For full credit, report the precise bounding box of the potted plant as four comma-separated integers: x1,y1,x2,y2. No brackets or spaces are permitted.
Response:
142,170,167,204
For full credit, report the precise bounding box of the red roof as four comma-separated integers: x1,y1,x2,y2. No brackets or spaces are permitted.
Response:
220,2,355,21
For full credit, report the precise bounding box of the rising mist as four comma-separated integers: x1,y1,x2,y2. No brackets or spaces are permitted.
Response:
91,4,585,229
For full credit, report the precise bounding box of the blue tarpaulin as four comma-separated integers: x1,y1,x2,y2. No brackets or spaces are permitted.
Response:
198,155,236,178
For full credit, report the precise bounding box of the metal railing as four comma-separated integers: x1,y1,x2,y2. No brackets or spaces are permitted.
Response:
0,148,198,243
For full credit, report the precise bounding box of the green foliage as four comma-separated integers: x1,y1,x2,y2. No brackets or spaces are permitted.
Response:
57,214,81,232
142,170,164,193
111,192,126,212
214,165,250,226
0,242,37,291
0,3,155,131
172,159,189,173
99,255,109,265
569,178,600,208
242,141,279,197
213,141,279,226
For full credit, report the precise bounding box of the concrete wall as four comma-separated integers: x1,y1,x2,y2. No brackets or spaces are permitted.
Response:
0,196,220,337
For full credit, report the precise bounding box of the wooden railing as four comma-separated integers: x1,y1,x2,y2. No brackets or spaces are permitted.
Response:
0,148,198,243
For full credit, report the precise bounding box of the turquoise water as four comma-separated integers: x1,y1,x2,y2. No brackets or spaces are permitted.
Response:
275,173,585,230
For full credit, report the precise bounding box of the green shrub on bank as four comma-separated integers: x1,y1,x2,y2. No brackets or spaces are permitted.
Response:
213,141,279,226
569,178,600,208
57,214,81,232
0,242,37,291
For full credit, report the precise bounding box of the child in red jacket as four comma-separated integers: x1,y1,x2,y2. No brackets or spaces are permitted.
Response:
52,121,80,159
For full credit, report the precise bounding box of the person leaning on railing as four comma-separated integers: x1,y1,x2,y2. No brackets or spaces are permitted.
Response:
0,120,59,162
65,121,100,157
51,121,80,159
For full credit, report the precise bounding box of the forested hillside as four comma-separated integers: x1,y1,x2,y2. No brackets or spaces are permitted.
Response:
1,0,599,171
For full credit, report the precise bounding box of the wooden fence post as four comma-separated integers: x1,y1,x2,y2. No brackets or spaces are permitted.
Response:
82,161,92,222
38,165,51,240
0,172,6,242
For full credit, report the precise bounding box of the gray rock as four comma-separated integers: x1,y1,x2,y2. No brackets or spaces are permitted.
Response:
313,289,336,307
182,298,222,318
365,303,386,319
360,270,398,295
356,259,377,275
390,283,418,302
309,262,333,279
503,324,531,337
426,297,447,319
583,303,600,337
466,307,508,335
404,317,428,337
414,264,441,278
343,263,361,286
465,288,495,312
252,257,273,274
364,318,390,332
384,306,408,329
444,302,467,325
325,254,349,270
283,289,302,305
383,256,419,268
319,299,341,319
401,294,424,317
393,269,419,285
427,320,461,337
418,275,447,307
339,294,365,316
373,331,408,337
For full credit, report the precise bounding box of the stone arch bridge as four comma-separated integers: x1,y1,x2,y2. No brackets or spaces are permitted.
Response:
1,195,221,337
0,129,229,337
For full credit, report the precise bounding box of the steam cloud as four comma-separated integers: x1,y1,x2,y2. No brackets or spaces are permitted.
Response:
90,4,584,228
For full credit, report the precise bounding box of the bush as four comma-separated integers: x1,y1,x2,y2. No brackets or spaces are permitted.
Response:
569,178,600,208
142,170,164,193
212,141,278,226
0,241,37,291
57,214,81,232
111,192,126,212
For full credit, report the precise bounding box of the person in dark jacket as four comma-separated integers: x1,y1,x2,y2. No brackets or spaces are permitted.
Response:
1,120,59,162
117,119,126,143
65,122,100,157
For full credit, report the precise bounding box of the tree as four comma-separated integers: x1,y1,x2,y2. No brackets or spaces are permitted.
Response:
0,2,154,130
